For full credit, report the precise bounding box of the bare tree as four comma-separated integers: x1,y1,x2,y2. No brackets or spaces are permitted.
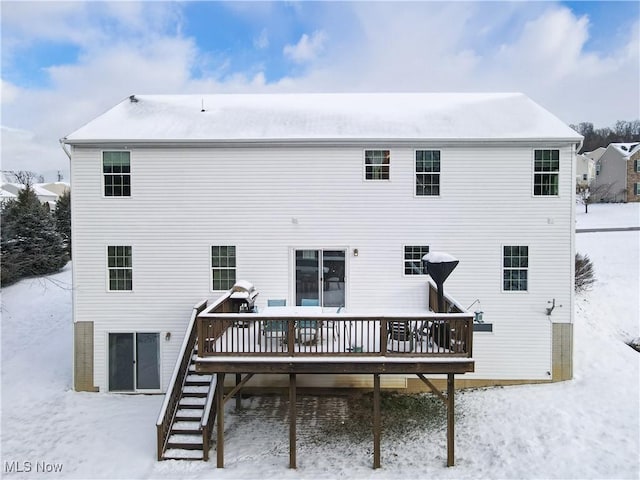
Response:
8,170,43,186
577,183,616,213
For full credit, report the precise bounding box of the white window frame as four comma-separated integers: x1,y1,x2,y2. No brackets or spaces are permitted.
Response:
102,150,131,198
363,149,391,181
502,245,529,293
106,245,133,292
415,149,441,197
533,149,560,197
403,245,430,276
210,245,237,291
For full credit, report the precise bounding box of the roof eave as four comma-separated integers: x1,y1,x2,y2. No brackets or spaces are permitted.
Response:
62,136,583,148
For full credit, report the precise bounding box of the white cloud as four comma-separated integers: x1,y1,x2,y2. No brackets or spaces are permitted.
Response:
1,78,21,104
1,2,638,181
254,29,269,50
283,31,328,63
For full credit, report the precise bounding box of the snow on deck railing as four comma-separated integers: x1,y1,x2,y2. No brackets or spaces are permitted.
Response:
197,312,473,358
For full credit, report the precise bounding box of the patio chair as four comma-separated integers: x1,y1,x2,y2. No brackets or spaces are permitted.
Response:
429,320,452,350
297,298,321,345
387,321,414,352
261,299,288,347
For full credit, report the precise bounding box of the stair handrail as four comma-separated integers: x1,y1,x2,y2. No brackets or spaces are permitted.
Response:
156,299,208,460
200,375,218,461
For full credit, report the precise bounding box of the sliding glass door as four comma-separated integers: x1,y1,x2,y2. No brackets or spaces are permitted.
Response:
109,332,160,391
295,249,345,307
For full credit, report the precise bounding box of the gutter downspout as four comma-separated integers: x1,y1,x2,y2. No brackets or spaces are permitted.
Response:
59,138,71,160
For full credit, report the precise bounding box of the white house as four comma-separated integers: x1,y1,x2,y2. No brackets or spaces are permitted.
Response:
62,93,582,396
575,153,596,189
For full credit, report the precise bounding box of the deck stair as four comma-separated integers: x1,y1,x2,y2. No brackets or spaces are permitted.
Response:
162,345,217,461
157,300,221,462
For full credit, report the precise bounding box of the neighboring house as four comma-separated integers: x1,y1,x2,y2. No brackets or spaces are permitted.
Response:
61,93,581,398
575,153,596,189
0,181,68,209
40,181,71,197
589,142,640,202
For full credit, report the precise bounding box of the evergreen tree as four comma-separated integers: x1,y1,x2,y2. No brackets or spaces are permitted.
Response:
1,185,68,286
55,190,71,259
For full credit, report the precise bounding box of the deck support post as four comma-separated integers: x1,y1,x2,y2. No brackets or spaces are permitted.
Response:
447,373,455,467
289,373,297,469
373,373,381,469
216,373,225,468
235,373,241,410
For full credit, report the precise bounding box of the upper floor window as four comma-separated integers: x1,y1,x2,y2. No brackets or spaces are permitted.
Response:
533,149,559,196
416,150,440,196
364,150,390,180
108,245,132,291
103,151,131,197
503,245,528,292
634,160,640,173
404,245,430,275
211,245,236,290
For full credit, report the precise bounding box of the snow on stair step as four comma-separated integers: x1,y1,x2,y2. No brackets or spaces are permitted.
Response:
172,421,201,431
164,449,203,460
186,374,212,382
183,385,210,394
176,408,203,419
179,397,206,406
168,434,202,444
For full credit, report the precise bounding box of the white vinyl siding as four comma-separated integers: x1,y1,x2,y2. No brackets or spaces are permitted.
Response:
71,143,574,390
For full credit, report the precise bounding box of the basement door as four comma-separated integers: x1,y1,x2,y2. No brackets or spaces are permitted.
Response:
295,249,346,307
108,332,160,392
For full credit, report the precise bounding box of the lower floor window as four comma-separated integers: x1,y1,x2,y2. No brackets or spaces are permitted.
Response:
108,332,160,391
107,246,132,291
211,245,236,290
503,245,528,291
635,183,640,195
404,245,430,275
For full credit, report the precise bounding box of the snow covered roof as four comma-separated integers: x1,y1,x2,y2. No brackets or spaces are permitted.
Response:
610,142,640,158
583,146,607,161
63,93,582,144
0,188,16,199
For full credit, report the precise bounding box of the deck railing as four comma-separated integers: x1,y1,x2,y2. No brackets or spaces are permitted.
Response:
196,312,473,358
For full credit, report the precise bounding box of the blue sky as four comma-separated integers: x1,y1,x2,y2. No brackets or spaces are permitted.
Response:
1,1,639,180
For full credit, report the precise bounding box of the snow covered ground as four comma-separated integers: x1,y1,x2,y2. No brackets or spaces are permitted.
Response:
1,204,638,479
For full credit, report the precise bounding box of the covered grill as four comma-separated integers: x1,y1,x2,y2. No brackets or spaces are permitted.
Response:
229,280,259,313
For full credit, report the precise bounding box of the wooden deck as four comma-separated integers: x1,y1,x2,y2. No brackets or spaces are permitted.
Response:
182,283,475,469
195,311,474,375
